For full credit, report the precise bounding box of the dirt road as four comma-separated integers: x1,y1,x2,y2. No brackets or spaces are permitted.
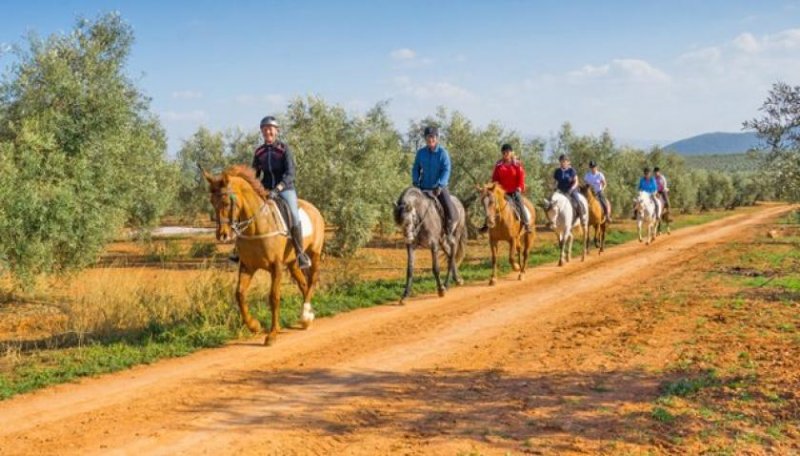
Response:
0,205,792,455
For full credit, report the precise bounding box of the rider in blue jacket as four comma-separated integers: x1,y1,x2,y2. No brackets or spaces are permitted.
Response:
412,126,456,237
634,167,659,219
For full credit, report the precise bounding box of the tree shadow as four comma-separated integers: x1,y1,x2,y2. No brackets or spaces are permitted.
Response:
182,367,691,452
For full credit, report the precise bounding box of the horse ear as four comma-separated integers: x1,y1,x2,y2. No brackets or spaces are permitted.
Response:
198,163,215,186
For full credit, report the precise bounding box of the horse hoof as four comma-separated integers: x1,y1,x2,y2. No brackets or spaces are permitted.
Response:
246,322,263,334
438,288,446,297
299,319,313,330
517,273,524,281
264,334,277,346
511,263,521,272
489,278,496,286
456,279,464,286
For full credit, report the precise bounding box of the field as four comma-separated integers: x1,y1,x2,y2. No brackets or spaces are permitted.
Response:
0,204,798,455
682,152,764,173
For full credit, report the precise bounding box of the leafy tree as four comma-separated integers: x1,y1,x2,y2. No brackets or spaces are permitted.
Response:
744,81,800,201
285,96,406,256
0,13,173,284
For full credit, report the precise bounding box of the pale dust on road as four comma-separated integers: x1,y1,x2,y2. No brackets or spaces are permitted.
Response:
0,205,791,456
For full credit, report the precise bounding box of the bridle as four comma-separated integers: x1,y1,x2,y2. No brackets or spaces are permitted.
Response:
214,187,288,240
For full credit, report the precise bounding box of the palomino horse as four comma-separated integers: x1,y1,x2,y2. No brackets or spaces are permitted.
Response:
633,191,662,245
202,165,325,345
479,183,536,285
579,184,608,254
543,191,589,267
393,187,467,304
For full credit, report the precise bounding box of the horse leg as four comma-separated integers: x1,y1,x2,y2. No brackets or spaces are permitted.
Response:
400,244,414,305
509,237,520,271
638,219,643,243
567,230,574,263
431,244,445,297
265,264,283,346
442,238,454,289
599,223,606,253
489,239,499,286
581,225,589,261
288,262,314,329
519,234,530,280
236,265,261,333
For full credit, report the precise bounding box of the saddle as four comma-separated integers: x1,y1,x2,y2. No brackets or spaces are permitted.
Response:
421,190,448,227
270,195,294,232
503,194,524,222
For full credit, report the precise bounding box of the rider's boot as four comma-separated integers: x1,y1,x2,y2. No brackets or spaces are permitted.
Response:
290,224,312,269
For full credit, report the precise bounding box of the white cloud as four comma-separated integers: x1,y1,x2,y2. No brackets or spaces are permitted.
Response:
677,46,722,64
568,58,670,83
405,81,477,102
171,90,203,100
732,28,800,53
390,48,416,60
733,32,760,53
232,94,286,107
161,110,207,122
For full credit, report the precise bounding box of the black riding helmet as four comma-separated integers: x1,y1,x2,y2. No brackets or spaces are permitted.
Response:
260,116,279,128
501,143,513,153
589,160,597,168
423,126,439,137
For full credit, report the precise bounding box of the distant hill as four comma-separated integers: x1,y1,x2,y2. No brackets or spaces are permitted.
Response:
665,132,763,155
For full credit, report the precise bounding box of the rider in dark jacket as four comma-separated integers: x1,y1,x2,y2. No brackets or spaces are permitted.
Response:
553,154,584,219
250,116,311,269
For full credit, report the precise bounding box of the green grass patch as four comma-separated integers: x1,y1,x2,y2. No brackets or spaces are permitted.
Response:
660,370,721,398
651,406,676,424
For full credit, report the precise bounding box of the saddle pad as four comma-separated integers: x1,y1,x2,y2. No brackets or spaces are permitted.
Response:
299,209,313,238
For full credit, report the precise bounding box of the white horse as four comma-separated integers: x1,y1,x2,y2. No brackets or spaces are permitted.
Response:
543,191,589,266
634,191,662,245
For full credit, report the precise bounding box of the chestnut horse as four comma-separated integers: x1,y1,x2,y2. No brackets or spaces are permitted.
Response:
479,183,536,285
202,165,325,345
579,184,607,254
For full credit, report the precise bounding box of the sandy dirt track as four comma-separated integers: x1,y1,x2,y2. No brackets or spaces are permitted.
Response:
0,205,792,455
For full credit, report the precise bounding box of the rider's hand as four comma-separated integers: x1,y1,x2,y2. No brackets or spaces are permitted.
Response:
269,190,280,200
433,186,442,197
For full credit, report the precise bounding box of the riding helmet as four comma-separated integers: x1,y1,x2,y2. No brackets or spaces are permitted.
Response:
501,143,513,152
423,126,439,137
589,160,597,168
260,116,279,128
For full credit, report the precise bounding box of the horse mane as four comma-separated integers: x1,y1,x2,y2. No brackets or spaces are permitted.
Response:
222,165,268,199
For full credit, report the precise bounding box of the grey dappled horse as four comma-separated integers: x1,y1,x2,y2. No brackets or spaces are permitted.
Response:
393,187,467,304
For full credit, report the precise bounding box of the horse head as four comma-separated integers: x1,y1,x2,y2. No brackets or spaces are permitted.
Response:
479,183,499,229
202,167,240,242
394,191,418,244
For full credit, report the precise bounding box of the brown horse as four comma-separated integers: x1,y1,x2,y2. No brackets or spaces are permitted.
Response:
579,184,607,254
658,194,672,236
479,183,536,285
202,165,325,346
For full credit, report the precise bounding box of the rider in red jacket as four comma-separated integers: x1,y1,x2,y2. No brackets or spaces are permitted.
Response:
489,144,531,232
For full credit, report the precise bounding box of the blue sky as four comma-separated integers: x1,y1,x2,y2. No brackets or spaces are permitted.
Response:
2,1,800,153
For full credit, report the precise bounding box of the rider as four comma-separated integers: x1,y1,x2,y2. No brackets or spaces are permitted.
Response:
412,126,457,239
654,167,670,210
634,167,659,220
490,143,531,232
583,160,613,223
553,154,584,219
250,115,312,269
